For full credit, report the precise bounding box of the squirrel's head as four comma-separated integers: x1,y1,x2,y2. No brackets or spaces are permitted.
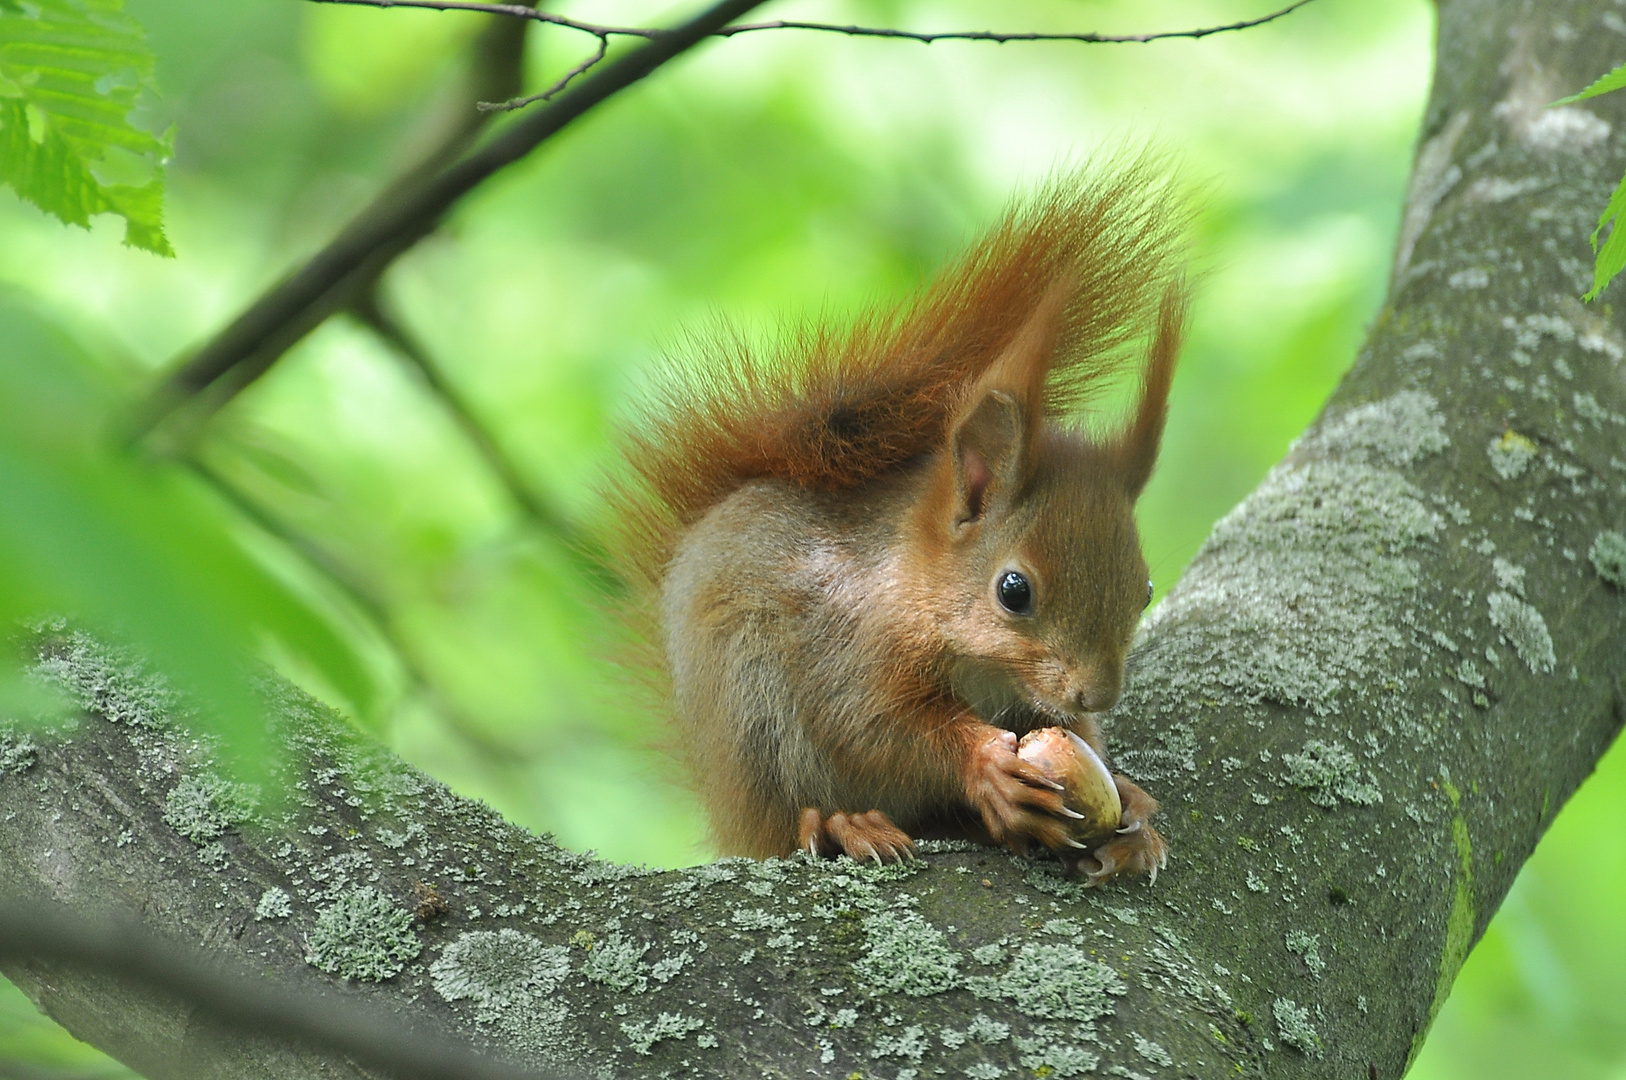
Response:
909,279,1181,727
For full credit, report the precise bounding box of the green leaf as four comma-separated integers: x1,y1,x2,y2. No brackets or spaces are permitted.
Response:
0,288,383,781
1584,170,1626,301
1554,61,1626,106
0,0,172,255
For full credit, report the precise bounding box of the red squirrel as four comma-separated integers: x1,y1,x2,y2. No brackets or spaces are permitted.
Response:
609,160,1185,885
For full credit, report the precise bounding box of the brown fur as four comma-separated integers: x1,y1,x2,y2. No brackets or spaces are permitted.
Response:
607,157,1189,870
608,156,1189,595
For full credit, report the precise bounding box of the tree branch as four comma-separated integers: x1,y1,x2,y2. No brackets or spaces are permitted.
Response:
184,453,542,764
126,0,772,447
11,1,1626,1078
346,287,580,545
0,900,559,1080
408,0,1323,115
308,0,1320,47
386,1,536,195
716,1,1321,44
481,35,609,113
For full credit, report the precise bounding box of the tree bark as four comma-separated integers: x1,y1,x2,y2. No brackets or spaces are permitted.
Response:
3,0,1625,1077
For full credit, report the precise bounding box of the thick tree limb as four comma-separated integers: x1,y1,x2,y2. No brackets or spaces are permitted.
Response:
7,0,1626,1077
0,902,557,1080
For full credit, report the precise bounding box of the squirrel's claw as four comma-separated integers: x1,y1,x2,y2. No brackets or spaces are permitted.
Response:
798,808,916,864
1009,758,1066,794
1076,823,1169,886
1054,772,1169,886
967,729,1093,855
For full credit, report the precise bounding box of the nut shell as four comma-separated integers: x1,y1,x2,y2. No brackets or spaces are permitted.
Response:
1017,727,1122,848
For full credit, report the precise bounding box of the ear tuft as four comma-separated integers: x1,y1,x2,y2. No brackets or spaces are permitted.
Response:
1115,284,1188,499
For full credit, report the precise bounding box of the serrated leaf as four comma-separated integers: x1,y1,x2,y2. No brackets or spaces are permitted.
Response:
1554,62,1626,106
1584,169,1626,301
0,0,172,255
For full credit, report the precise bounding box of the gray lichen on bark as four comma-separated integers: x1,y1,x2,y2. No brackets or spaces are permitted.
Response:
2,1,1625,1077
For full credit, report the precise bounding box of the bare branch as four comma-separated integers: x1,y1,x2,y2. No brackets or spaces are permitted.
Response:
0,899,562,1080
119,6,533,454
481,34,610,112
184,453,544,765
396,4,537,187
347,287,580,543
717,0,1320,44
309,0,1321,47
309,0,646,40
130,0,1310,444
128,0,772,445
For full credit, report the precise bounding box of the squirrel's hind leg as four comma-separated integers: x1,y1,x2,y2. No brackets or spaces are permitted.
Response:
798,808,915,864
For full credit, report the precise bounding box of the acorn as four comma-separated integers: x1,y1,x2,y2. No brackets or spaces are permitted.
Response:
1017,727,1123,848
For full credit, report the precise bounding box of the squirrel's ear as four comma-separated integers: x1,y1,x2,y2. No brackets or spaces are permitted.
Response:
945,276,1070,527
1114,285,1187,500
950,389,1028,528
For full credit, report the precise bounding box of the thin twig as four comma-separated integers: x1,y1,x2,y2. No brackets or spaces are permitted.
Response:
348,288,624,595
386,5,537,195
716,1,1321,43
309,0,1321,47
310,0,674,38
0,899,562,1080
481,34,609,111
348,287,578,541
128,0,771,444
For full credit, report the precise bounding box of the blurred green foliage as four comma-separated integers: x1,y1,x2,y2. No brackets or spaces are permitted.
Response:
0,1,1621,1077
0,279,376,783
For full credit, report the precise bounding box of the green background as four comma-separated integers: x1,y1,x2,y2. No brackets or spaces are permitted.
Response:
0,0,1621,1076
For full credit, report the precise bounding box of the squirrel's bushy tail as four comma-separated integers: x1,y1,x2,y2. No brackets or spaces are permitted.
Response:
608,154,1190,594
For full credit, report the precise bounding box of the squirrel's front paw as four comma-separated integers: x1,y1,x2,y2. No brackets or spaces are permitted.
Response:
798,808,915,863
965,729,1085,857
1066,774,1168,886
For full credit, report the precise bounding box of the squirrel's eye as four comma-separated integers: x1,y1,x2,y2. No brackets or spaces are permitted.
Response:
1145,579,1155,609
996,570,1033,615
